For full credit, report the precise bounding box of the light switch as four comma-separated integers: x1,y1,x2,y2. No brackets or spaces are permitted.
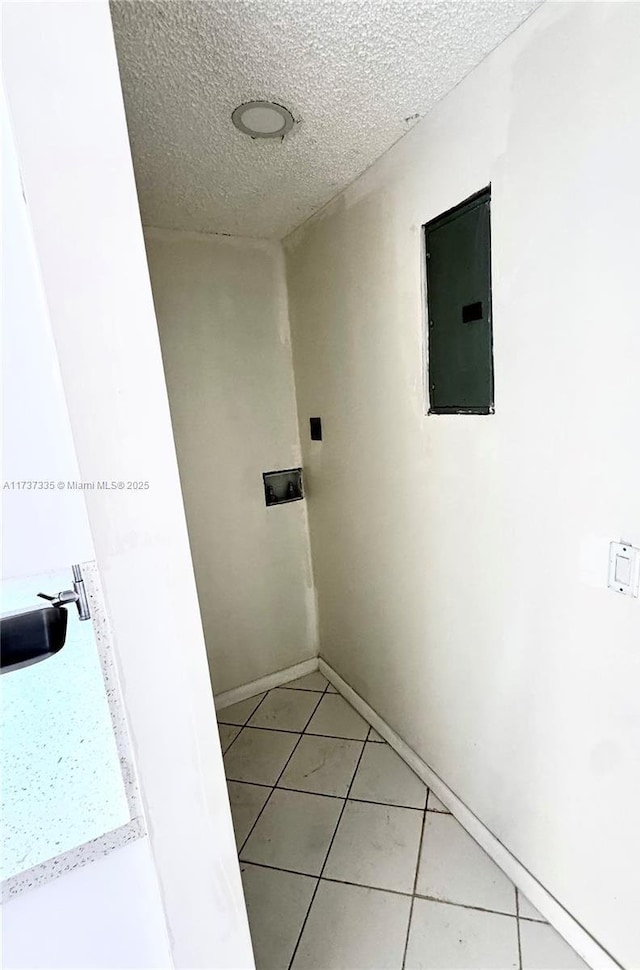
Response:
608,541,640,597
614,554,631,586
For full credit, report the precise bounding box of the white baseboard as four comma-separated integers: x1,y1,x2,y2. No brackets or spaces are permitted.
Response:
215,657,319,711
318,657,620,970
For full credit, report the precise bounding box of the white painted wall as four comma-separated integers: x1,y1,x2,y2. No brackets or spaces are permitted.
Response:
285,3,640,967
145,230,316,694
1,90,168,970
2,3,253,968
1,95,94,579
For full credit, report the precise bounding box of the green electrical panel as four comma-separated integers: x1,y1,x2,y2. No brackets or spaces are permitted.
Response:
425,188,494,414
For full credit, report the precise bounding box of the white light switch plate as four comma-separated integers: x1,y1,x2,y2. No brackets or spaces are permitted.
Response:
608,541,640,597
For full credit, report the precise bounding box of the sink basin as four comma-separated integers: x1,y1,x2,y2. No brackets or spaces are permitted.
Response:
1,605,68,673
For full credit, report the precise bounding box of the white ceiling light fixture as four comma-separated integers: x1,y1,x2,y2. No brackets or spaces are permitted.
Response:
231,100,294,139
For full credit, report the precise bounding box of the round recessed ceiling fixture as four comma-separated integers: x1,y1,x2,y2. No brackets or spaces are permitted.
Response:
231,101,294,139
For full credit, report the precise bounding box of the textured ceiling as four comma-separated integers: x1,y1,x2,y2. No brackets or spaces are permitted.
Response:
111,0,541,239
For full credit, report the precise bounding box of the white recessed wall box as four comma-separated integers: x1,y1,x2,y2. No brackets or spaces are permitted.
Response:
608,541,640,597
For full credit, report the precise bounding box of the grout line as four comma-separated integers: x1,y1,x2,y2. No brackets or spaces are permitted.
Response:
281,686,328,693
320,874,410,900
221,722,372,743
219,674,329,727
219,727,242,756
227,678,332,852
287,733,369,969
227,775,425,811
226,779,273,793
281,789,423,811
304,729,369,741
242,860,414,898
220,675,332,743
366,726,384,744
413,892,519,919
273,784,344,801
237,859,523,921
222,724,302,736
516,886,523,970
220,690,272,756
401,792,428,969
237,689,327,858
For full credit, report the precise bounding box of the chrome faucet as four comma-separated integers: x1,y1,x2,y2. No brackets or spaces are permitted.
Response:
37,563,91,621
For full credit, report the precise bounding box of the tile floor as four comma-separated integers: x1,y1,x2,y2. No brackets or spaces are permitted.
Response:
217,672,589,970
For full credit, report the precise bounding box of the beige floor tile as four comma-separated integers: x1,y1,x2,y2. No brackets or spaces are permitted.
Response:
279,735,363,797
217,693,266,726
241,788,343,876
326,683,339,693
324,800,423,893
416,813,516,914
292,880,411,970
305,694,369,740
350,742,427,808
284,671,328,691
517,889,546,922
427,790,450,813
218,723,241,753
405,898,519,969
368,728,385,742
240,863,316,970
223,727,298,785
248,688,319,731
520,920,589,969
226,781,270,848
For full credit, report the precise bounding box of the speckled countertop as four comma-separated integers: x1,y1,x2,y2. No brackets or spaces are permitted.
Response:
1,561,144,899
